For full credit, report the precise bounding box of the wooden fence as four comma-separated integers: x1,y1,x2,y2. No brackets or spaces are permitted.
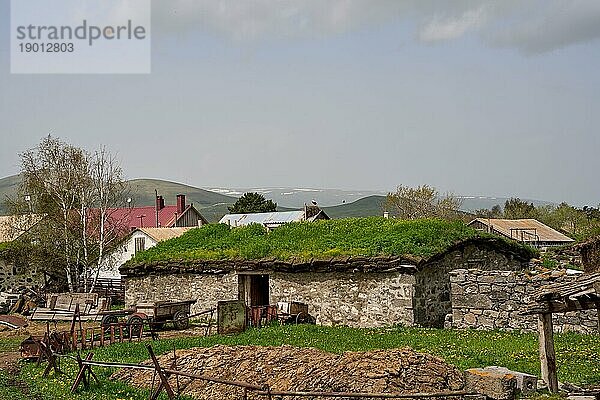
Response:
77,277,125,303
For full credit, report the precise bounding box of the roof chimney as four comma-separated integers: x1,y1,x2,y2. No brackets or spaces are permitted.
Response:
176,194,186,214
155,195,165,211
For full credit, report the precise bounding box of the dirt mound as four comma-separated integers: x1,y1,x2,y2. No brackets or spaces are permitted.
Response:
112,345,465,399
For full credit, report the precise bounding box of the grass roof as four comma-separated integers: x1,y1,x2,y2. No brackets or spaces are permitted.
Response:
127,217,536,266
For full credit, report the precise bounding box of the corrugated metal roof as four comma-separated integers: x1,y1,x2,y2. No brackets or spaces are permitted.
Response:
219,211,306,227
469,218,574,243
0,214,44,243
137,227,193,242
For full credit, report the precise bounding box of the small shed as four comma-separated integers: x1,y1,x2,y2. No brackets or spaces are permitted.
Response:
523,272,600,392
468,218,574,248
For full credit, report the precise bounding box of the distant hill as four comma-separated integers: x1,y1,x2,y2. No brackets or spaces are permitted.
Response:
0,174,557,222
206,186,388,208
323,195,385,219
126,178,238,222
0,174,21,214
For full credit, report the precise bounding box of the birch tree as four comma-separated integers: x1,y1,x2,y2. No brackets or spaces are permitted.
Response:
16,136,128,292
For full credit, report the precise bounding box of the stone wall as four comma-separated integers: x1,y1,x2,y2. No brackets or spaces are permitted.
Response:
0,258,44,293
450,269,599,334
413,244,529,328
124,273,239,315
578,238,600,273
124,271,415,328
270,272,415,327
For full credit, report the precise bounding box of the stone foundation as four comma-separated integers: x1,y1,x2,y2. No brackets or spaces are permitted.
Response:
450,269,599,334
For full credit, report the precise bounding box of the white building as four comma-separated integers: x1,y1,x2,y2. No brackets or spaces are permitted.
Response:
99,227,193,278
219,205,330,230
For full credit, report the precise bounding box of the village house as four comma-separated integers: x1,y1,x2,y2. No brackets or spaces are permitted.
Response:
120,218,535,328
0,214,46,293
468,218,574,248
111,194,208,230
219,205,329,229
99,227,194,278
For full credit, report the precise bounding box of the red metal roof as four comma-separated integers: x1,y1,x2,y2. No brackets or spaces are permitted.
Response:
108,205,189,229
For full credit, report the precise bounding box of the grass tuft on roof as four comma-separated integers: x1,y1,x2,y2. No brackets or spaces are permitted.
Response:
127,217,536,265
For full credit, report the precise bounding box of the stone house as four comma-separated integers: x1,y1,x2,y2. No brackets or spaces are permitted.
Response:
0,214,46,293
121,229,534,328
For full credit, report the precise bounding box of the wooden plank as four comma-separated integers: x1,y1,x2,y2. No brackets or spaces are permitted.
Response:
538,313,558,393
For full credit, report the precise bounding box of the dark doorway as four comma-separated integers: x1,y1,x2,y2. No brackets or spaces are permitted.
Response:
238,274,270,306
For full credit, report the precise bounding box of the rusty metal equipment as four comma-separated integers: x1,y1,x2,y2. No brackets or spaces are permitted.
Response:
276,301,315,324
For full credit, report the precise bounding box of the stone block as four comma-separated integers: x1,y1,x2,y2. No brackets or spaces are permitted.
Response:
483,366,537,396
465,368,517,400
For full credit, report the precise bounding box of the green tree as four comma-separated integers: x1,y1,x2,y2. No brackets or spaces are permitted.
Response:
503,198,536,219
384,184,463,220
10,136,128,292
228,192,277,214
474,204,503,218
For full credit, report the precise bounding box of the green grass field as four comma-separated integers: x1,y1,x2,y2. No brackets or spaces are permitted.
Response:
0,325,598,399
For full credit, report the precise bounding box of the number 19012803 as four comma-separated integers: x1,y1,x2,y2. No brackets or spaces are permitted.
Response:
19,42,74,53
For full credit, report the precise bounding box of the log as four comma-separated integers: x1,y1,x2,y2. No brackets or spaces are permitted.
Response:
538,313,558,393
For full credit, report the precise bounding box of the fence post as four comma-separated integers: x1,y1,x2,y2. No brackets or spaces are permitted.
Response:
146,345,175,400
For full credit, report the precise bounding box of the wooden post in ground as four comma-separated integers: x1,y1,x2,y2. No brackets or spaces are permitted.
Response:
70,352,98,393
146,344,175,400
538,312,558,393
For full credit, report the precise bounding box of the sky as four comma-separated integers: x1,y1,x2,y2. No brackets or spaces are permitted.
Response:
1,0,599,205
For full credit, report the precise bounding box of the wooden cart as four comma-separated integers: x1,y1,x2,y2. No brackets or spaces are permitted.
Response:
135,300,196,330
99,300,196,334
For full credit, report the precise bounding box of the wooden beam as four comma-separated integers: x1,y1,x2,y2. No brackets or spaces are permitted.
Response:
538,313,558,393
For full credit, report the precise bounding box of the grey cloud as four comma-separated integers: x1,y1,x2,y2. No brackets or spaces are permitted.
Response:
151,0,600,53
485,1,600,54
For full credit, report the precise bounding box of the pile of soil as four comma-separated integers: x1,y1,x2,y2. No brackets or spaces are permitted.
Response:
112,345,465,399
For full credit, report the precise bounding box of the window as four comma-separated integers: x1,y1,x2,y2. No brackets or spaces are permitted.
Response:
134,237,145,254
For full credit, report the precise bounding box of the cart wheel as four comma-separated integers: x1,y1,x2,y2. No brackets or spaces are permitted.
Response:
126,313,145,338
101,315,118,333
295,312,315,324
173,310,189,330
